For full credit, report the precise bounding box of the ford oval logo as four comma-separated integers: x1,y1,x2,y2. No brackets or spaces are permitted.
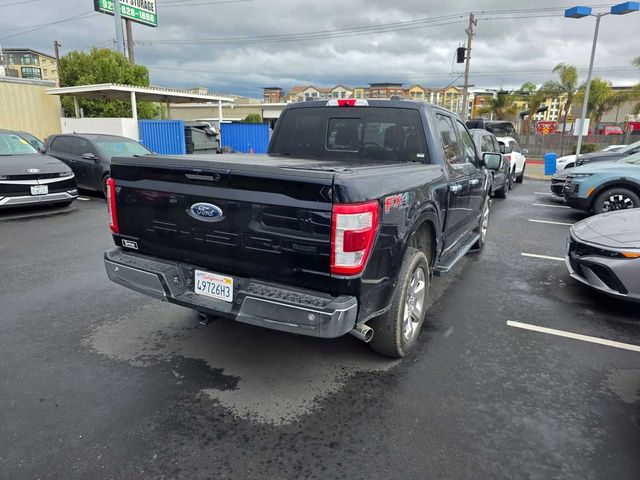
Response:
188,202,224,222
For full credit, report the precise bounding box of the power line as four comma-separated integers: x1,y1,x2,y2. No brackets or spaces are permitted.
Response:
158,0,252,7
0,11,97,40
0,0,38,8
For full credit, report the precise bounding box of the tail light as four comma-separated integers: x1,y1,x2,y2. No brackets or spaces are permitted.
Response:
326,99,369,107
331,201,379,276
106,177,119,234
504,154,511,164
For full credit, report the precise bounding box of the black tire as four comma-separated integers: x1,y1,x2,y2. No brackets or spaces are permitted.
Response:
369,248,430,358
515,163,525,183
472,195,491,250
494,177,508,199
592,187,640,214
101,174,110,198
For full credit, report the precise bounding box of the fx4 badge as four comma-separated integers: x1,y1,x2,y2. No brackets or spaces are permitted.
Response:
384,192,409,213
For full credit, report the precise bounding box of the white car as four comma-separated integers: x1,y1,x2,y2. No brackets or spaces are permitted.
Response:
497,136,527,183
556,144,627,171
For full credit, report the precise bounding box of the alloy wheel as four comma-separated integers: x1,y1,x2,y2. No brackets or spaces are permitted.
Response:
601,194,636,212
402,267,427,342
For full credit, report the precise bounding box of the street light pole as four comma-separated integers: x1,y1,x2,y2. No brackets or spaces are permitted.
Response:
565,3,639,159
574,13,602,159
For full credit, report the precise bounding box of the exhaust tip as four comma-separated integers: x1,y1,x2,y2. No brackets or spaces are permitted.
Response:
349,324,374,343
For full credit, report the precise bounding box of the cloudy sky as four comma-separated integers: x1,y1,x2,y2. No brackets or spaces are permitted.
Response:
1,0,638,97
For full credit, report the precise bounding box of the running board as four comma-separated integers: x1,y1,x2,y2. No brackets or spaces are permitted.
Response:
433,233,480,277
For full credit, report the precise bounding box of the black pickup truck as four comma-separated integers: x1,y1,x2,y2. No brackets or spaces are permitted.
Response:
104,99,503,357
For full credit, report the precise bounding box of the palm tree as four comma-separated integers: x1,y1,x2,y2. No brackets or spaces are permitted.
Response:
574,78,631,124
476,90,520,120
546,63,579,155
518,81,555,137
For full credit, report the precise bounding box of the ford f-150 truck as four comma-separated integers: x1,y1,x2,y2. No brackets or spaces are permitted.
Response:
104,99,503,357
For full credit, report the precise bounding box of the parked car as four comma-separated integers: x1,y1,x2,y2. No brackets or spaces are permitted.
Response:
104,99,502,358
552,142,640,196
469,128,510,198
597,125,624,136
15,131,46,152
575,139,640,167
0,129,77,209
556,144,627,172
497,136,527,183
566,208,640,302
465,119,518,140
46,133,152,196
562,153,640,214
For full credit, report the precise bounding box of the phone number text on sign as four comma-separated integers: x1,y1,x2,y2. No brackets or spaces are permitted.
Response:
97,0,157,26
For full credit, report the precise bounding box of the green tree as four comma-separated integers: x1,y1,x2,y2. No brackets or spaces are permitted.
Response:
546,63,579,153
241,113,263,123
476,90,520,120
632,57,640,114
574,78,631,124
59,48,159,119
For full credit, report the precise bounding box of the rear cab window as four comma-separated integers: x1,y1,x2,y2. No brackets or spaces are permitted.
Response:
271,106,429,163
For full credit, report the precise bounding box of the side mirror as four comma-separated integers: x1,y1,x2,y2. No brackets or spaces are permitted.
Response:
82,152,97,161
521,148,529,155
483,152,503,171
38,145,47,154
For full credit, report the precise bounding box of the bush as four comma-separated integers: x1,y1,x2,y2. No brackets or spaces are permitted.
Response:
241,113,263,123
572,143,599,154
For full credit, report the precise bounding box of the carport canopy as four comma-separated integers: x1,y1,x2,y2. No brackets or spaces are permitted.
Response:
45,83,235,122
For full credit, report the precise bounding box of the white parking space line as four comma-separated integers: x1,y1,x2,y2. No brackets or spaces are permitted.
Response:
534,192,554,196
77,197,91,201
521,253,565,262
532,203,571,209
507,321,640,353
528,219,573,226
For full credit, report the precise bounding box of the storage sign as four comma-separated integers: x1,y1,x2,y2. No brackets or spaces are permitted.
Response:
94,0,158,27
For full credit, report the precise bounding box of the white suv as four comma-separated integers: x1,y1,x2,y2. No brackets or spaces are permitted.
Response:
497,136,527,183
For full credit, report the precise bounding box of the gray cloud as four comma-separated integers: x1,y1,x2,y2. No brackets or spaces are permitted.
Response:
1,0,638,96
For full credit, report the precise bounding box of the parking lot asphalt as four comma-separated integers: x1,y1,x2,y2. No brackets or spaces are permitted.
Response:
1,183,639,480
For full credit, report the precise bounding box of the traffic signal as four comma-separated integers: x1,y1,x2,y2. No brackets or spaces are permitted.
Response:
456,47,466,63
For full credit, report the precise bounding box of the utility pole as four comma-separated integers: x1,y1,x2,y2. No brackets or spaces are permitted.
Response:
125,19,135,64
113,0,125,56
53,40,61,79
461,12,476,121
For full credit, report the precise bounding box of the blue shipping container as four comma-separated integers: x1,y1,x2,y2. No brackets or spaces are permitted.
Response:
221,123,269,154
139,120,186,155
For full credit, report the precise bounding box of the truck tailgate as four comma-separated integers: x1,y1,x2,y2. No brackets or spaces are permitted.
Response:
110,155,335,291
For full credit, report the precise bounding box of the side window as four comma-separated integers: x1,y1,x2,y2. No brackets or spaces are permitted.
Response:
436,114,461,165
51,136,74,153
480,136,492,153
509,140,521,153
73,138,94,156
455,120,477,164
491,136,501,153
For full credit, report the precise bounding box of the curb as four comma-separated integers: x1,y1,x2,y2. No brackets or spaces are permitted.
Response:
524,175,552,181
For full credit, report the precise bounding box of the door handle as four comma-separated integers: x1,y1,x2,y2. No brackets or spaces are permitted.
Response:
450,184,463,193
469,179,480,186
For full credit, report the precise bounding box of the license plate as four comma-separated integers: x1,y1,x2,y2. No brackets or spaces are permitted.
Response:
194,269,233,302
30,185,48,196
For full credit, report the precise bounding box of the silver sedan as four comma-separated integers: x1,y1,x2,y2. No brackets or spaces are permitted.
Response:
566,208,640,302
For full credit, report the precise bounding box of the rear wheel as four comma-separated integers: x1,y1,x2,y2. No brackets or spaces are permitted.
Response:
101,174,110,198
369,248,430,358
494,176,509,199
515,163,525,183
472,195,491,250
593,188,640,214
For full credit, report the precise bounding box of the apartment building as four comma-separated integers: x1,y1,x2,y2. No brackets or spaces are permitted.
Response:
263,87,283,103
1,48,58,83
